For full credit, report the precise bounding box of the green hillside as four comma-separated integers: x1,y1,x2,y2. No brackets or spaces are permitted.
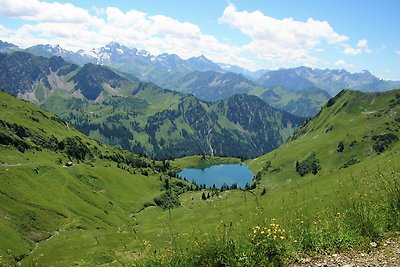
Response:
1,85,399,266
0,91,179,266
55,85,302,159
248,89,400,192
259,87,331,117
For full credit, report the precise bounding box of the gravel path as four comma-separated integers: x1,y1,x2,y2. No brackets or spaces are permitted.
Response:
289,236,400,267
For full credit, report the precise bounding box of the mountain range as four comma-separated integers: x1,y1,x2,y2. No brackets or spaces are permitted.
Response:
0,51,303,159
257,66,400,96
3,40,398,118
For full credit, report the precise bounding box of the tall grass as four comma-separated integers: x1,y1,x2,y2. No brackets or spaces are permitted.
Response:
134,166,400,266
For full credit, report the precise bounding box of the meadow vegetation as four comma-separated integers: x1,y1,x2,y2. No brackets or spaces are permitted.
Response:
0,89,399,266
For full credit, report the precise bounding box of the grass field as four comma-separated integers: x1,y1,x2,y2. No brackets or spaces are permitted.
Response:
1,89,399,266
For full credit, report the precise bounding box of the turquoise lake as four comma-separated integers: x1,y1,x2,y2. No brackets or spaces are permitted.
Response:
177,163,254,188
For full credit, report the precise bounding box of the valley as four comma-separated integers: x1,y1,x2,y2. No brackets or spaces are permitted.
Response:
0,83,399,265
0,7,399,265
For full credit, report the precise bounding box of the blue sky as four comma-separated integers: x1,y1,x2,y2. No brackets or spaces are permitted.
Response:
0,0,399,79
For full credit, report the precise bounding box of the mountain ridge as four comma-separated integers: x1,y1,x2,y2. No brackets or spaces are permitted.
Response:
10,40,398,94
0,51,303,159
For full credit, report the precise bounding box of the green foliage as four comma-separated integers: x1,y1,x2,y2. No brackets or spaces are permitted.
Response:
295,152,320,176
371,133,398,153
64,136,93,161
154,191,181,210
337,141,344,152
341,158,359,169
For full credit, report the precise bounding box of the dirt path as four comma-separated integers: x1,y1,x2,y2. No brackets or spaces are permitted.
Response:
289,236,400,267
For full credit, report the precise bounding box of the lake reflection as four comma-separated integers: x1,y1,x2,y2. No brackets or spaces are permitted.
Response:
178,163,253,188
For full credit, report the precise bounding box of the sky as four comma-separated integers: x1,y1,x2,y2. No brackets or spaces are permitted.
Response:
0,0,399,80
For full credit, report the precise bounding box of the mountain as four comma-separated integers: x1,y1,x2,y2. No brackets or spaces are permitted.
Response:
70,63,133,101
0,90,176,266
26,42,224,80
155,69,329,117
0,40,19,53
260,86,331,117
249,88,400,184
22,41,400,98
155,70,266,102
257,66,400,96
25,44,93,66
187,55,222,72
0,51,303,159
22,41,400,114
257,68,318,92
50,83,302,159
0,51,78,101
0,51,136,104
219,63,269,80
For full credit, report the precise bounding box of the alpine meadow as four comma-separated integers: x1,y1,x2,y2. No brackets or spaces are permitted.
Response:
0,1,399,266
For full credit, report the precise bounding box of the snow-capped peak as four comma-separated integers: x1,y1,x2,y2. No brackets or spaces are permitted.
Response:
137,49,150,57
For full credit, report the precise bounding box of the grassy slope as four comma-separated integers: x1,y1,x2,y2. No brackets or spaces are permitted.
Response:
1,89,399,265
132,89,400,260
0,91,166,266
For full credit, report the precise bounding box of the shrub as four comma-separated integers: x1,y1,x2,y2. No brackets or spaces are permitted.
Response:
295,152,321,176
337,141,344,152
154,191,181,210
371,133,398,153
64,136,92,160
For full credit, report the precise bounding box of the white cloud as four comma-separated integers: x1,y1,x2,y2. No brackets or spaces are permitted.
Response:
343,38,371,55
0,0,94,23
334,59,353,68
218,3,348,66
334,59,346,66
396,50,400,55
0,1,355,71
0,2,254,69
